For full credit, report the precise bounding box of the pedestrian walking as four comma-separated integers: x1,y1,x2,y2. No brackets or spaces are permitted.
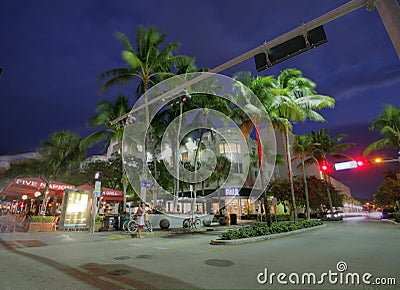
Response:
136,202,145,238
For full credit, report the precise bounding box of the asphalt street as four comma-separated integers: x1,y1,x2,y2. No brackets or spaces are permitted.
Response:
0,217,399,289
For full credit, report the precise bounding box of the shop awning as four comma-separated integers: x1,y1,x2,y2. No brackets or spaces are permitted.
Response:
76,183,124,202
0,177,75,200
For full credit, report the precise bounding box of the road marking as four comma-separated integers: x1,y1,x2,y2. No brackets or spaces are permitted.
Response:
154,247,169,250
129,243,144,247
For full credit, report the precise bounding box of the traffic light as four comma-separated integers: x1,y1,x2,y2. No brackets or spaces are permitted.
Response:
320,163,329,173
254,26,328,71
374,157,382,163
356,160,365,167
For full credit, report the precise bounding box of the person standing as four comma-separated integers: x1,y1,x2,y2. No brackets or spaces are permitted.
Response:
136,202,145,238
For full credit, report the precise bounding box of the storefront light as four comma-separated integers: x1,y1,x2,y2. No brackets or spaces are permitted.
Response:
34,191,41,197
21,195,28,200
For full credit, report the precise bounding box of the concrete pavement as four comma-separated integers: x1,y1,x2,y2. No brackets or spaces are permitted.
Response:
0,217,399,289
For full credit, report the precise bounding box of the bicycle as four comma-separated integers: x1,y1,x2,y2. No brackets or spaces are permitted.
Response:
127,218,152,233
122,214,136,232
182,216,201,229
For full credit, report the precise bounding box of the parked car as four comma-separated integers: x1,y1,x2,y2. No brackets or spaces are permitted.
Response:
381,208,395,219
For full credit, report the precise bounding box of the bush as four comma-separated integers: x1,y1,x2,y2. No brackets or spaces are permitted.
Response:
30,216,55,223
95,215,104,222
220,220,323,240
321,216,343,222
393,212,400,222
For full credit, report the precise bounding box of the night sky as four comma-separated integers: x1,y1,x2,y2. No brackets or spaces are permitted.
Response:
1,0,399,199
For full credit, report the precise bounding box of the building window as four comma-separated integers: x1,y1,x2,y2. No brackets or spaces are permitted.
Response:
219,142,241,154
181,152,188,161
233,162,243,174
219,143,225,154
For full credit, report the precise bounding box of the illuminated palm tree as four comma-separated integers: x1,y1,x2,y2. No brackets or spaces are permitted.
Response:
310,128,354,213
364,104,400,156
80,94,130,208
264,69,335,221
293,134,318,220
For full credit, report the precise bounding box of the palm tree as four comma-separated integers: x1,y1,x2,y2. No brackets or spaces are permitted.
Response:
364,104,400,156
81,94,130,150
310,128,354,213
232,72,279,225
80,94,130,209
208,156,231,210
99,25,179,98
40,130,85,181
293,134,317,220
235,69,334,221
268,69,335,221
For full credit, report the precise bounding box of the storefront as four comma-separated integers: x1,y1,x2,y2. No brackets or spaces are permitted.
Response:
76,183,124,215
0,177,75,215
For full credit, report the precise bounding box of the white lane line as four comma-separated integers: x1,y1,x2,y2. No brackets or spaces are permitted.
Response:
154,247,169,250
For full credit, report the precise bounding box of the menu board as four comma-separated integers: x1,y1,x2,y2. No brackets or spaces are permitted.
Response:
60,189,91,229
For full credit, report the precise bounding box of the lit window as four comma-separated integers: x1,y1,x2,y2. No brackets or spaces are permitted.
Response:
182,152,188,161
219,143,225,154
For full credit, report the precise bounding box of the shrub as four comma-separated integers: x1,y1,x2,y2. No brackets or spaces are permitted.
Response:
393,212,400,222
220,220,323,240
321,216,343,222
95,215,104,222
30,216,55,223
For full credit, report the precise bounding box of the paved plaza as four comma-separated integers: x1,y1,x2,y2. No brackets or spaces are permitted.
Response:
0,218,399,289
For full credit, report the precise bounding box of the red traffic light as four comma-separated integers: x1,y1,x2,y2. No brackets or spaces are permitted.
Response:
320,163,329,172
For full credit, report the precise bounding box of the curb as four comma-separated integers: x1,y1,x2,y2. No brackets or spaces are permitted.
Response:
210,224,327,245
381,219,398,225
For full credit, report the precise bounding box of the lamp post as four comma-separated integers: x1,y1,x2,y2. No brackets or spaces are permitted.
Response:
92,171,102,234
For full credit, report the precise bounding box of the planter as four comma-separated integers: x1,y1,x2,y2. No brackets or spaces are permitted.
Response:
29,222,54,232
95,222,103,232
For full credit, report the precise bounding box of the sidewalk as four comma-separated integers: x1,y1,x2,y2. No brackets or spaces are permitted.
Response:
0,221,253,246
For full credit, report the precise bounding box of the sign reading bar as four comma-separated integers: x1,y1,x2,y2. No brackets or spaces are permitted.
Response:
334,161,357,171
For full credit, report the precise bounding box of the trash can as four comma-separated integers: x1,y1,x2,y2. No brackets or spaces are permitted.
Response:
230,214,237,225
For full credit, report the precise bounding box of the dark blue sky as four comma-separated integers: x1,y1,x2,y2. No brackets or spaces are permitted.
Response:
1,0,399,199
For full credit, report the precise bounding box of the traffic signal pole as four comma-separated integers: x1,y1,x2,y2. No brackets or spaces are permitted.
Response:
111,0,385,124
375,0,400,58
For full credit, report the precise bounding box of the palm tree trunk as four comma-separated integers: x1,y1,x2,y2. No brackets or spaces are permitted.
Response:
153,159,157,207
324,173,334,214
193,131,204,215
285,127,298,222
301,158,310,220
174,101,183,212
254,120,271,226
142,79,150,203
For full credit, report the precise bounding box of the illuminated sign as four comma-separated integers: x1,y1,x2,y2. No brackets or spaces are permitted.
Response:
225,188,239,196
334,161,357,171
59,189,91,229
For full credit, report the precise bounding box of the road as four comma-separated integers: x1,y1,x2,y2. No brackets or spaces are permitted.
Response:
0,217,399,289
